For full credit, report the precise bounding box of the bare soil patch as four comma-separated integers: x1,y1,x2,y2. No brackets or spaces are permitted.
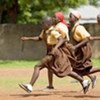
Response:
0,68,100,100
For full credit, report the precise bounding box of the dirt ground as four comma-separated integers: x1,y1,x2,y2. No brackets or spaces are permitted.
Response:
0,68,100,100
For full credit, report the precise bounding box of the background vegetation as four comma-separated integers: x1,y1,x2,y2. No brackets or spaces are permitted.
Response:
0,0,100,24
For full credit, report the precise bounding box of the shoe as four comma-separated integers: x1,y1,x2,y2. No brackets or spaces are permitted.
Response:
82,80,90,94
46,86,54,89
91,76,96,89
19,83,33,93
42,86,54,91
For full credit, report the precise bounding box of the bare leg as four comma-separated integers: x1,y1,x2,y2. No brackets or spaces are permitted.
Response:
30,55,53,86
68,71,84,83
30,65,42,86
19,55,53,92
87,75,96,88
87,75,93,79
87,68,100,75
84,67,100,89
19,65,42,93
47,69,54,89
79,67,100,89
30,67,54,89
68,71,90,94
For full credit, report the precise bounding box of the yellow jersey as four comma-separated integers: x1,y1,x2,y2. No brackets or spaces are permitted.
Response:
72,24,90,42
40,22,69,45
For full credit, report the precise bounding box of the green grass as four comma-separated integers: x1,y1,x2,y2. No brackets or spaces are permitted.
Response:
0,60,39,68
0,59,100,68
0,59,99,92
92,59,100,67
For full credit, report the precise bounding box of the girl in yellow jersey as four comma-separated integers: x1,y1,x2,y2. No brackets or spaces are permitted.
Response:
69,10,100,89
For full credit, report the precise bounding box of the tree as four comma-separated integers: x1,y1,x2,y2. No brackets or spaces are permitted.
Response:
2,0,99,24
18,0,88,24
88,0,100,6
0,0,19,23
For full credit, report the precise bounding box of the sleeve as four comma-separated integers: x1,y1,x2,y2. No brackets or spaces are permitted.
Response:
51,30,61,39
55,23,69,41
74,25,90,42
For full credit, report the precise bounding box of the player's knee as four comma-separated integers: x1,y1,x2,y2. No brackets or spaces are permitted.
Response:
34,63,43,70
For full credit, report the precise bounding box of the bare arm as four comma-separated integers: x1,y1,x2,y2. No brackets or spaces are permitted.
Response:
74,36,100,50
21,36,42,41
54,37,66,49
74,37,90,49
90,36,100,40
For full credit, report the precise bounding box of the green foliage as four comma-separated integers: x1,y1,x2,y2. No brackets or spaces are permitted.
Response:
89,0,100,6
0,0,15,10
17,0,88,24
64,0,88,8
0,0,100,24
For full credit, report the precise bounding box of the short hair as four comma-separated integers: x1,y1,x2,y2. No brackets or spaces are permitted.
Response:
41,16,53,27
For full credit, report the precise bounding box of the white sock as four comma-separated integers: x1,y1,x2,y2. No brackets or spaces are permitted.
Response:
82,80,89,87
26,84,33,91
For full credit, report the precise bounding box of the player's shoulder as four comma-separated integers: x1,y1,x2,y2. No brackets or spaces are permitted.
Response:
56,22,68,30
77,24,84,28
76,24,85,30
57,22,66,27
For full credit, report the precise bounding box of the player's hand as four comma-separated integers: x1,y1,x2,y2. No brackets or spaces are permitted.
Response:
51,48,57,55
70,46,75,56
21,37,29,41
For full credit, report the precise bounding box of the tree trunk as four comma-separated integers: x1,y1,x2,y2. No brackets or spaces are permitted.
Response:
7,0,19,23
0,6,4,23
0,11,2,23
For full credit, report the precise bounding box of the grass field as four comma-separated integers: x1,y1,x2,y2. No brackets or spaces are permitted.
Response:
0,59,99,88
0,59,100,68
0,60,39,68
0,59,99,87
0,59,100,100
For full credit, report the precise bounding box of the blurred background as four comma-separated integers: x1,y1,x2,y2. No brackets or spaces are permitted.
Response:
0,0,100,60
